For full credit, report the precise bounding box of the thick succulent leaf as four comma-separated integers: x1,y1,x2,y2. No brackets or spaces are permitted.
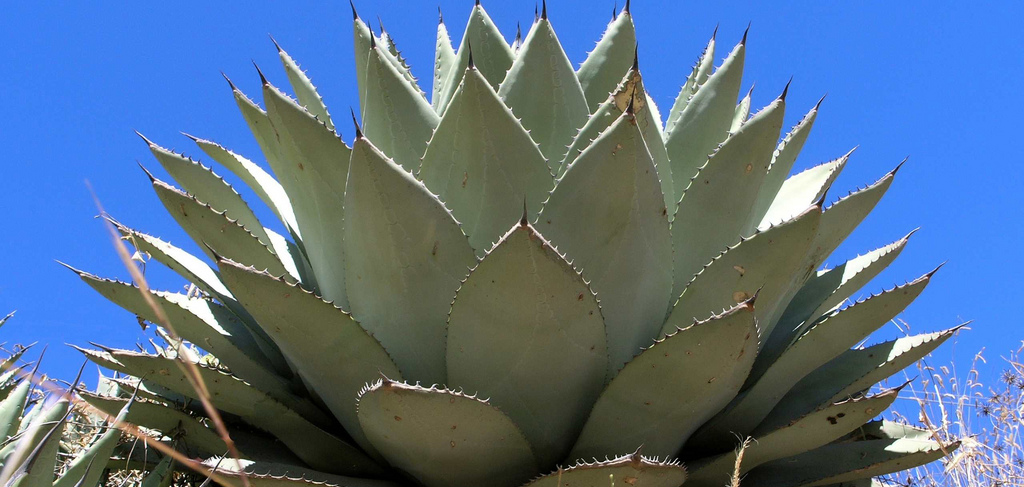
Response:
688,273,932,452
110,220,287,369
73,272,281,384
570,301,756,460
190,136,300,238
686,390,900,487
377,26,425,100
0,380,31,440
357,380,538,487
144,141,271,247
663,40,745,198
498,18,590,162
665,32,716,131
741,437,955,487
1,398,68,487
344,137,476,385
419,67,554,256
262,81,352,306
435,4,514,115
576,11,636,111
78,392,227,458
78,348,379,476
140,456,174,487
353,16,423,109
149,179,295,282
538,112,671,373
804,170,897,275
758,151,849,230
432,16,457,110
750,102,821,230
361,43,439,171
671,96,786,297
522,452,687,487
663,205,821,338
53,394,133,487
560,67,675,211
447,224,607,466
760,232,912,366
216,258,402,458
274,43,333,129
201,458,403,487
732,87,753,132
769,327,959,425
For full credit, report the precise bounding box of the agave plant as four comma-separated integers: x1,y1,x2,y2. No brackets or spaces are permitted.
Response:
65,2,959,487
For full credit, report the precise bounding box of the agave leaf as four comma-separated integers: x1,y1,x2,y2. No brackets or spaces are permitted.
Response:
740,437,955,487
353,15,423,109
189,136,300,240
344,137,476,386
357,380,538,487
685,390,900,487
77,348,379,476
539,112,671,373
200,458,403,487
273,42,333,129
71,271,285,388
759,232,912,367
671,96,786,297
0,380,31,441
78,391,227,458
435,4,514,115
263,228,316,288
688,272,933,452
140,456,174,487
447,224,607,466
663,205,821,339
109,220,288,371
53,392,134,487
560,66,675,211
1,398,68,487
216,258,402,459
731,85,753,132
432,14,457,110
803,169,897,275
768,327,959,425
376,23,424,100
262,81,351,306
570,301,756,460
576,10,636,111
418,67,554,256
149,178,296,282
664,39,745,199
143,140,271,247
361,41,439,172
498,17,590,163
758,151,849,230
665,31,716,131
749,101,821,230
523,452,687,487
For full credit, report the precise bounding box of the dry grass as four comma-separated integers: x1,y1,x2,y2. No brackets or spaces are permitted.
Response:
879,336,1024,487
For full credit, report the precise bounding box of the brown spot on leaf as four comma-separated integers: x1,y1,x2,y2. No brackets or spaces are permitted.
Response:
394,415,402,421
450,441,456,448
707,377,716,384
577,293,584,301
744,163,753,173
432,241,439,256
733,291,749,302
462,172,468,188
624,477,638,485
733,265,745,276
826,416,838,425
298,162,304,171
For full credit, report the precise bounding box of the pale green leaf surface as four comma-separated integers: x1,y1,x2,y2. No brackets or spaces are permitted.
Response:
3,399,68,487
53,393,134,487
0,380,31,441
665,33,715,131
435,5,514,115
344,138,476,386
419,67,554,256
217,259,402,458
357,381,538,487
498,19,590,163
671,97,785,298
731,86,753,132
750,102,820,231
664,41,745,199
447,225,607,466
539,113,671,373
576,12,636,111
275,44,333,130
200,458,403,487
759,152,848,230
570,302,756,460
432,17,457,110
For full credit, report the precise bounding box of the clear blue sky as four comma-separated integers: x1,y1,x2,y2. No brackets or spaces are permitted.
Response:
0,2,1020,386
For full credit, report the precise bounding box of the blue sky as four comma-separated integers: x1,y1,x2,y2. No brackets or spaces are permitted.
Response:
0,2,1020,388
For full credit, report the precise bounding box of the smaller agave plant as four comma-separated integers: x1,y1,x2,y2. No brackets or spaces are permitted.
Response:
0,312,161,487
61,2,961,487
